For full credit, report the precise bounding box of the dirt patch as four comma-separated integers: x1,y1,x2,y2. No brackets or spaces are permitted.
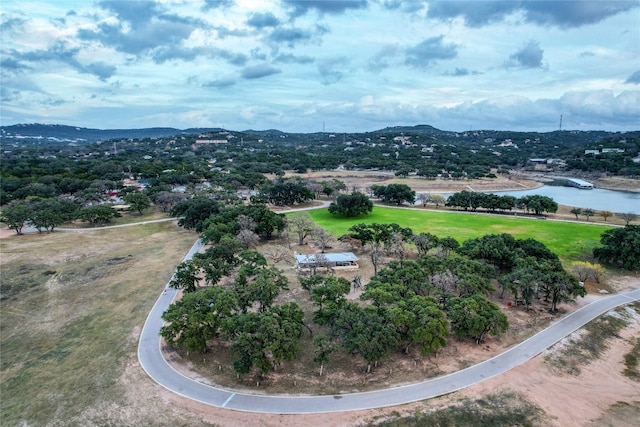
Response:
285,170,542,194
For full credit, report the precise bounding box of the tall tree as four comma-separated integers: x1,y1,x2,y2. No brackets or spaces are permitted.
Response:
593,225,640,270
28,198,77,232
313,335,337,377
169,260,202,293
287,212,315,245
0,200,31,234
389,296,448,355
328,192,373,217
76,205,121,225
222,303,304,377
447,294,509,344
373,183,416,206
160,286,236,353
124,192,152,214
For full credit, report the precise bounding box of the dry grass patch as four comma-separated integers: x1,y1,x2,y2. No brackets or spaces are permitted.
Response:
0,222,204,426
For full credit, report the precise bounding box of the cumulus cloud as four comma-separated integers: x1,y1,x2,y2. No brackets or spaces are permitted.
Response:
77,0,203,61
625,70,640,84
241,63,281,79
405,35,457,68
247,12,280,28
507,40,544,69
284,0,368,17
426,0,638,28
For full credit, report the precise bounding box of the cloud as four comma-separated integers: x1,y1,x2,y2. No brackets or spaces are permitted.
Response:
445,67,480,77
202,0,234,10
0,57,32,75
241,63,281,79
247,12,280,28
77,1,203,61
368,44,400,72
382,0,427,14
284,0,368,17
426,0,639,28
202,77,237,88
405,35,457,68
84,61,117,81
427,1,519,27
507,40,544,69
522,0,639,28
0,16,27,32
268,27,313,46
317,57,349,85
625,70,640,84
9,41,116,80
273,53,314,64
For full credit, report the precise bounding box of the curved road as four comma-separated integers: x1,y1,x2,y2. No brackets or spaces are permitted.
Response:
138,238,640,414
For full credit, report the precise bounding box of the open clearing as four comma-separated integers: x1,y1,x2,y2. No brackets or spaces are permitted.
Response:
1,206,638,426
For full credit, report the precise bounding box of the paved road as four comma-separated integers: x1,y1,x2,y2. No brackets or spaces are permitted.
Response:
138,238,640,414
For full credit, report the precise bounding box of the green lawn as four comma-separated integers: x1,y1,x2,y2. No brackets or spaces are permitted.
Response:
306,207,613,263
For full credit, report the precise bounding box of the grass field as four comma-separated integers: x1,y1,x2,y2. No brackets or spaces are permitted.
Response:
307,206,613,262
0,220,200,426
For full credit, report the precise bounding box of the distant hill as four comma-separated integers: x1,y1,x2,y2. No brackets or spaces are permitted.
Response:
0,123,225,144
0,122,620,146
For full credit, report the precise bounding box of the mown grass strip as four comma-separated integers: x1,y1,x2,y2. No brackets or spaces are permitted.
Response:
306,206,612,262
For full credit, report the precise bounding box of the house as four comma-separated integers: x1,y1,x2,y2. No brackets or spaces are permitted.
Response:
294,252,359,271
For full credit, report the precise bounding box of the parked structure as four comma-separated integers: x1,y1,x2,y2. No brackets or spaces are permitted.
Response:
566,178,594,189
294,252,359,271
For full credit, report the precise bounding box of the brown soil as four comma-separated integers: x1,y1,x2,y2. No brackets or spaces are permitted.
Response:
285,170,543,194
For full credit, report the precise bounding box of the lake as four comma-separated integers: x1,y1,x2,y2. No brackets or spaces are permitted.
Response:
490,186,640,214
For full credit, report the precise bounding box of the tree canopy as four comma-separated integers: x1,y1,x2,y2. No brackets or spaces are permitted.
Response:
328,192,373,217
593,225,640,270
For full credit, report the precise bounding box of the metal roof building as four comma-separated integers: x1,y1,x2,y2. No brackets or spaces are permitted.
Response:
295,252,359,269
566,178,594,189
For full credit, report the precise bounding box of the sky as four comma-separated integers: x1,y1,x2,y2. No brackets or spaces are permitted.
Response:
1,0,639,133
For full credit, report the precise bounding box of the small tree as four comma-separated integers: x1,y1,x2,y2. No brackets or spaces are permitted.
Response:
618,212,638,225
287,213,315,245
313,335,337,376
124,192,151,214
583,208,595,222
570,207,582,220
599,210,613,222
570,261,605,283
312,227,336,253
0,200,31,234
